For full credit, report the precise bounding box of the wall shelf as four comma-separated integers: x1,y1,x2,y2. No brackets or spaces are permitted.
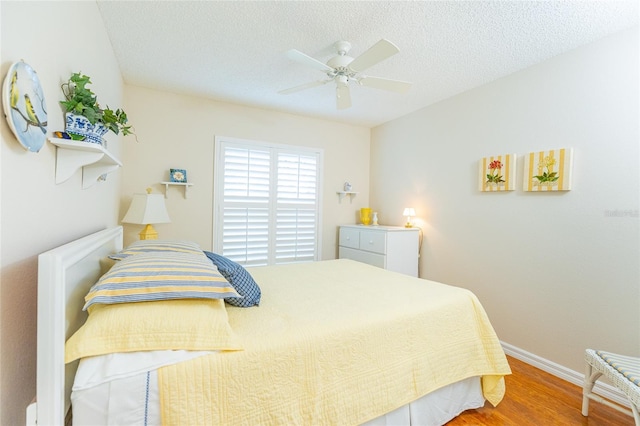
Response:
160,181,194,198
336,191,359,203
49,138,122,189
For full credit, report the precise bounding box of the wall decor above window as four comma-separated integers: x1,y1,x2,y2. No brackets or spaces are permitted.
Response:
479,154,516,192
523,148,573,191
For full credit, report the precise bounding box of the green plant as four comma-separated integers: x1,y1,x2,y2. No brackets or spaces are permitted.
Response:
486,160,505,184
533,155,559,183
60,72,134,137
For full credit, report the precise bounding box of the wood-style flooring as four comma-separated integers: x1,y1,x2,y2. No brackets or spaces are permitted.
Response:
447,356,634,425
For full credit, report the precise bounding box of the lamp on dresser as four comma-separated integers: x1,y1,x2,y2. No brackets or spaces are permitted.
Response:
403,207,416,228
122,188,171,240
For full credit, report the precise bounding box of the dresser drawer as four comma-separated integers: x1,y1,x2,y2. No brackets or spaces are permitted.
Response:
339,247,385,269
358,230,386,254
339,227,360,249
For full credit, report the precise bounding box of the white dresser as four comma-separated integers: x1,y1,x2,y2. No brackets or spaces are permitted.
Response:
338,225,420,277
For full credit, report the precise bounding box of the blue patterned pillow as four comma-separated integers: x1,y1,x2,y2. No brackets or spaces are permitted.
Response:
84,252,240,310
204,251,261,307
109,240,203,260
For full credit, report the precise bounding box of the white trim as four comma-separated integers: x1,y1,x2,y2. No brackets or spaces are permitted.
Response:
501,341,631,408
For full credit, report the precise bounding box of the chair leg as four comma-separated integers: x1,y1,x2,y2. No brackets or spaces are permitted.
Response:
631,403,640,426
582,363,601,416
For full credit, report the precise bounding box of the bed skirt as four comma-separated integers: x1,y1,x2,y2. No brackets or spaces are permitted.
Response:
72,369,484,426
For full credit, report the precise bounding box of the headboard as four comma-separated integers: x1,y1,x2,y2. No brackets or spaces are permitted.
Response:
27,227,123,426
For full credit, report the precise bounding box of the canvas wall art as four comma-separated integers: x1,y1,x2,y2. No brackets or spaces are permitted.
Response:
523,148,573,191
479,154,516,192
170,168,187,183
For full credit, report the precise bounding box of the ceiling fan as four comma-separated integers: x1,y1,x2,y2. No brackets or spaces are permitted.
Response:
279,39,412,110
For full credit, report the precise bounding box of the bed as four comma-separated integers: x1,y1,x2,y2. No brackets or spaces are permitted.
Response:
27,226,511,426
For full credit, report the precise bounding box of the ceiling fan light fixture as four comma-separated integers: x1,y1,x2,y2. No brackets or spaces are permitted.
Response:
327,55,354,69
336,75,349,86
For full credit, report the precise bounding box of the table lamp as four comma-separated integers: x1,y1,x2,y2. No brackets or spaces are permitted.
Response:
122,188,171,240
403,207,416,228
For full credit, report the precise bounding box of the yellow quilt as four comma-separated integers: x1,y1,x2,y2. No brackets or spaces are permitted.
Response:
158,259,511,425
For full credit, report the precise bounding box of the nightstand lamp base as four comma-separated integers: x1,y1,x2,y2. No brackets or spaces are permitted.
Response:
139,224,159,240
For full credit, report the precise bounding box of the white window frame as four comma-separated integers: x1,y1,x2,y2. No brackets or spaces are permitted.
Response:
213,136,323,266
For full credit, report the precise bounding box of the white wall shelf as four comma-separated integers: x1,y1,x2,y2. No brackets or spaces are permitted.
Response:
336,191,359,203
160,181,194,198
49,138,122,189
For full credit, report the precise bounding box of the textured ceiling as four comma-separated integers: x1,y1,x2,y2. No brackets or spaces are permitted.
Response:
97,1,638,128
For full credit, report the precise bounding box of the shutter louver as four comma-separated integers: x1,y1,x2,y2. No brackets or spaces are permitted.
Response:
222,207,269,266
223,147,270,202
276,208,316,263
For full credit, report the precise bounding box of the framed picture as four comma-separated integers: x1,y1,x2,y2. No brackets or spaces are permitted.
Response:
170,168,187,183
523,148,573,191
2,61,47,152
479,154,516,191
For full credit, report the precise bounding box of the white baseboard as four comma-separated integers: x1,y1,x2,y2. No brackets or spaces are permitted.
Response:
500,341,631,408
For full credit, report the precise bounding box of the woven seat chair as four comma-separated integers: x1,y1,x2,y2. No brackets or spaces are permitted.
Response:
582,349,640,425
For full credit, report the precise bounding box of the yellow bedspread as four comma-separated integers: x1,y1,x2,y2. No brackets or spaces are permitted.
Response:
158,259,511,425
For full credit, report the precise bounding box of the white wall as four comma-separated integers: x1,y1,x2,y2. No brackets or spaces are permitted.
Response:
121,86,371,259
0,2,124,424
371,27,639,373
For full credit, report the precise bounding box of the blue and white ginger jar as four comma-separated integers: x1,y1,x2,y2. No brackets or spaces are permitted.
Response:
65,112,108,145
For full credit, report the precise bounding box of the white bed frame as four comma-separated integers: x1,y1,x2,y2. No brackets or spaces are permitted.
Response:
26,227,123,426
26,226,486,426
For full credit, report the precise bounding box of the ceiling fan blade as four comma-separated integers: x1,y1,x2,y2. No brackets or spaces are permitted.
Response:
336,84,351,110
285,49,334,73
358,76,412,93
348,39,400,73
278,79,332,95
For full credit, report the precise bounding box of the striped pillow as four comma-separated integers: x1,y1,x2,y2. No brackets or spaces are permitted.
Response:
109,240,203,260
84,252,240,310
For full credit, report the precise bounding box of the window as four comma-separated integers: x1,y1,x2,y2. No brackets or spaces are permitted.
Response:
213,137,322,266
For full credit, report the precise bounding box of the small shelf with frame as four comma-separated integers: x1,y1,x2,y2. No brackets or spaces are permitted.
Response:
160,181,194,198
49,138,122,189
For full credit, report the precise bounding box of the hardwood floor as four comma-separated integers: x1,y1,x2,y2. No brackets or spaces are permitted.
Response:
447,356,634,425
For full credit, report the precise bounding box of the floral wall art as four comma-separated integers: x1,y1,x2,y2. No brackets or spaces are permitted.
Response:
478,154,516,191
523,148,573,191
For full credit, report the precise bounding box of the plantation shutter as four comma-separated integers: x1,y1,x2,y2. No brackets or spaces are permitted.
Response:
219,146,271,265
275,152,318,263
214,138,321,266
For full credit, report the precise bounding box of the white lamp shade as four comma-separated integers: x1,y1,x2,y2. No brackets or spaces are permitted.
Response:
403,207,416,217
122,193,171,225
